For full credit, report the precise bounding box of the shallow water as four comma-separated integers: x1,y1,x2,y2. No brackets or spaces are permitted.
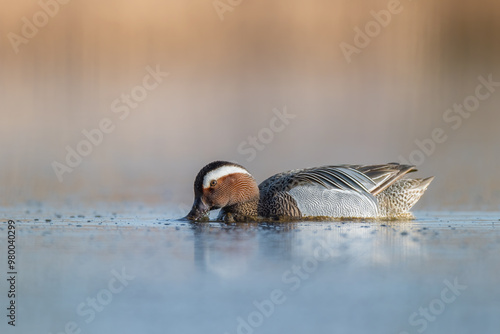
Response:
1,209,499,334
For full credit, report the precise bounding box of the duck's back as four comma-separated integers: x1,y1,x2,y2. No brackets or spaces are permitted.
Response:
257,164,430,219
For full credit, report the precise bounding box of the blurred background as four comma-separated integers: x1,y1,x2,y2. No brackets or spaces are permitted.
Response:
1,0,499,211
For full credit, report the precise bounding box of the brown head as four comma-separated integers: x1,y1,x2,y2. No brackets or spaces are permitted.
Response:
186,161,260,220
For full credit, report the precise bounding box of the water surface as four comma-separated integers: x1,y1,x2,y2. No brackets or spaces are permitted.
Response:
0,209,499,334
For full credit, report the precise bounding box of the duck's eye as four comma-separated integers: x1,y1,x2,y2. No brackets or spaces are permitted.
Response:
210,180,217,187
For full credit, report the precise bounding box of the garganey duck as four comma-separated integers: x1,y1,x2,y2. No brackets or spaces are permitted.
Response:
186,161,433,222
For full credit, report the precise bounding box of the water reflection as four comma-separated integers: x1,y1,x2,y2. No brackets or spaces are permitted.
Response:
189,219,426,280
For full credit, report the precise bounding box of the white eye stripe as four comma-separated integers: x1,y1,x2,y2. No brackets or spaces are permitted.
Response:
203,166,251,188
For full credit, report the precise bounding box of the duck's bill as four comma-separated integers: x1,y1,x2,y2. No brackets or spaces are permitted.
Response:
186,197,210,221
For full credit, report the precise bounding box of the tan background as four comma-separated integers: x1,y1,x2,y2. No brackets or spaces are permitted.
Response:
1,0,499,210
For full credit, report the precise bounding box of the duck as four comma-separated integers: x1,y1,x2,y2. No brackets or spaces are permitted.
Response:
186,160,434,222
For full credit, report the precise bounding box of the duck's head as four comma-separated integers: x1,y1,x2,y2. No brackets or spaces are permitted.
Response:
186,161,259,220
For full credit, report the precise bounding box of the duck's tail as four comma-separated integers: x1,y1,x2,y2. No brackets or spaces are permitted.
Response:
376,176,434,219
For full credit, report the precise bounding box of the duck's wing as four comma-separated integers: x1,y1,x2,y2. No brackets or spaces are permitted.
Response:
290,166,376,194
259,163,417,195
345,163,417,195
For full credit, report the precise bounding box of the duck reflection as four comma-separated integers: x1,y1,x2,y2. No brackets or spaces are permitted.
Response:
190,219,426,279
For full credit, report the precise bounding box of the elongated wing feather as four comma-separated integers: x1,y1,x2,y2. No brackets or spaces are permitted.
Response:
291,166,375,193
349,164,417,195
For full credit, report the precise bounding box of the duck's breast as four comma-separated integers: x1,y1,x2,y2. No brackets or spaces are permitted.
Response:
287,185,379,218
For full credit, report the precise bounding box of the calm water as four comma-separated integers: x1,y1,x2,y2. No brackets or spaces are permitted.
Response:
1,208,499,334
